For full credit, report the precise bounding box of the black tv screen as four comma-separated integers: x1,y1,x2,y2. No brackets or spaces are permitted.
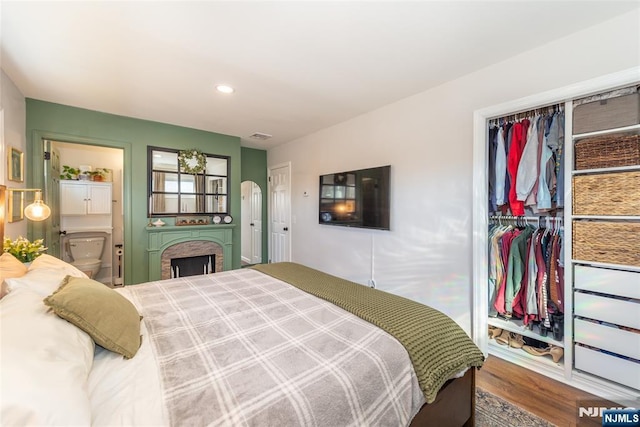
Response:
319,165,390,230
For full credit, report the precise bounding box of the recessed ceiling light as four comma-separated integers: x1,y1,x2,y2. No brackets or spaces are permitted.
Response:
216,84,234,94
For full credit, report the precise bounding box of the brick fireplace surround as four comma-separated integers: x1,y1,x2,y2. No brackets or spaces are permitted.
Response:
161,241,223,279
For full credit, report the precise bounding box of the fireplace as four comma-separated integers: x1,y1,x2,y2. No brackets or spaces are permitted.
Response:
170,254,216,278
146,225,234,281
161,240,223,280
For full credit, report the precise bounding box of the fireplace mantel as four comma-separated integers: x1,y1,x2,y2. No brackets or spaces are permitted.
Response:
146,224,235,281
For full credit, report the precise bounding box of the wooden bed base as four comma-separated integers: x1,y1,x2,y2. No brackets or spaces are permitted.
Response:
409,368,476,427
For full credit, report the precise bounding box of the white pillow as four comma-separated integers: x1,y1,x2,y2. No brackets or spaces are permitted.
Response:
0,286,94,425
29,254,89,278
5,257,88,297
5,268,69,297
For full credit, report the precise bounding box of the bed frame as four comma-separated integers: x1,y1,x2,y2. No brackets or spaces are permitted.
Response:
409,368,476,427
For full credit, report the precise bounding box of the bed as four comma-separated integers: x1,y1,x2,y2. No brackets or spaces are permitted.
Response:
0,249,484,426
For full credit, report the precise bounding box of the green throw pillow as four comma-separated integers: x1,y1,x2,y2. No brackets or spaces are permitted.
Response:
44,276,142,359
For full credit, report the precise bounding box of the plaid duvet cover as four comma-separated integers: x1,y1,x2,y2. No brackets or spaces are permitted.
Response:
127,268,425,427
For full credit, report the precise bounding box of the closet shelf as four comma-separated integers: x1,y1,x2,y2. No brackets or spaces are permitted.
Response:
572,165,640,175
488,341,565,369
572,123,640,140
488,317,564,348
572,215,640,221
572,259,640,273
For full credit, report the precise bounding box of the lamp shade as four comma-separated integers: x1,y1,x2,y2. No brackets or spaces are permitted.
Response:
24,191,51,221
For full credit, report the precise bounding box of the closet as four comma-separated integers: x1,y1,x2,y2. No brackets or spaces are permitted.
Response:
485,103,568,377
472,68,640,404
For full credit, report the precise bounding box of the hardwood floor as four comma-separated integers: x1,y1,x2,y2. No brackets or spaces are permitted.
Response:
476,355,607,427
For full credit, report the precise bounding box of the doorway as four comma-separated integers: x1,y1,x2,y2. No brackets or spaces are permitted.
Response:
268,162,291,263
241,180,262,265
45,140,124,285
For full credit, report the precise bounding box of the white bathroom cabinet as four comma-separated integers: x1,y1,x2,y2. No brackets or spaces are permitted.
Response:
60,181,112,215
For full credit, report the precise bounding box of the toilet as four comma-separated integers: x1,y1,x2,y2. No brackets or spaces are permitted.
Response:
69,236,105,278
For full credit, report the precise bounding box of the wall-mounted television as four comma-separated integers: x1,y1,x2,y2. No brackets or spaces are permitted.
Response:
319,165,390,230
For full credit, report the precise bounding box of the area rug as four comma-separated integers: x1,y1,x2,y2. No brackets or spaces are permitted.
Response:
476,387,555,427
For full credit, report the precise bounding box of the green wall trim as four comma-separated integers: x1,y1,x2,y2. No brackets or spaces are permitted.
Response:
240,147,268,263
28,129,134,284
26,99,243,284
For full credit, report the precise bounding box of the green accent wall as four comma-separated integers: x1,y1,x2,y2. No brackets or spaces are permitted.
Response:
241,147,268,262
26,99,242,285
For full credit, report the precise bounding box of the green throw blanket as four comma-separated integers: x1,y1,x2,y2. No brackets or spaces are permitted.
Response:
252,262,484,404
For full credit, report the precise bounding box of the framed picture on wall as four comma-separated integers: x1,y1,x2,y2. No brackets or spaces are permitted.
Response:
0,185,5,240
8,189,23,223
8,146,24,182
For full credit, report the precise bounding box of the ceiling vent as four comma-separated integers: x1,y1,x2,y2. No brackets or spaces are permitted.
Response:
249,132,272,140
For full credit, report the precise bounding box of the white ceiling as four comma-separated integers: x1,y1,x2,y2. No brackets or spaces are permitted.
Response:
2,1,638,149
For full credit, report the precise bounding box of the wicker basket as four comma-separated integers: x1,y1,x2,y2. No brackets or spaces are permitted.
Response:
573,171,640,216
573,221,640,266
574,134,640,170
573,92,640,134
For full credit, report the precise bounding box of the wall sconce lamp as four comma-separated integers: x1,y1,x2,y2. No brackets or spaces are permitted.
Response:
7,189,51,221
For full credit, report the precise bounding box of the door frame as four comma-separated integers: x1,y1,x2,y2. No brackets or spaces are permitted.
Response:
267,161,291,263
28,130,133,284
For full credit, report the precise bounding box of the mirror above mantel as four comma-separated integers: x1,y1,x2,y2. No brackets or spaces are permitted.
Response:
148,146,230,216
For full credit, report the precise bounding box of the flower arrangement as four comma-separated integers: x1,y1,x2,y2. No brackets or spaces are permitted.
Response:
3,236,47,263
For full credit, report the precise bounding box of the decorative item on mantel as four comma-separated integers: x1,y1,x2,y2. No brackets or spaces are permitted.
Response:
152,219,166,227
3,236,47,263
176,216,209,226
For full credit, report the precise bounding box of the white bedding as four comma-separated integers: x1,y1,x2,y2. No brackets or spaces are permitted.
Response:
1,262,473,426
87,270,427,426
87,302,167,426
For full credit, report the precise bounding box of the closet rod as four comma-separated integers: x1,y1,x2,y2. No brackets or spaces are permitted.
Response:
489,215,563,226
488,103,564,126
489,215,563,221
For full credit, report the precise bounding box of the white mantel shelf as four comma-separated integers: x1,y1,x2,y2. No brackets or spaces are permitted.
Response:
145,224,235,281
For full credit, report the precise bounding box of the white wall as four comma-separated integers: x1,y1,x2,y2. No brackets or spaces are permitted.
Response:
1,70,27,239
267,10,640,332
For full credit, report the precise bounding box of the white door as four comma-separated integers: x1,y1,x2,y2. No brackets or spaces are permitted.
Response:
269,163,291,263
44,141,61,257
241,181,252,264
250,181,262,264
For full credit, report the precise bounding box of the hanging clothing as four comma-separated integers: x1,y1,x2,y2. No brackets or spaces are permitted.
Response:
536,139,553,210
488,109,564,216
505,226,534,314
488,126,498,213
488,219,563,326
516,116,541,201
507,121,527,215
495,127,507,207
493,228,519,315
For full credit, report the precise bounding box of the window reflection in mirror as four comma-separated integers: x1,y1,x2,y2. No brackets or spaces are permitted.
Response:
148,147,230,216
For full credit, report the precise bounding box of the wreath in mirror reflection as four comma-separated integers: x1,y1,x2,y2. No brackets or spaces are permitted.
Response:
178,149,207,174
